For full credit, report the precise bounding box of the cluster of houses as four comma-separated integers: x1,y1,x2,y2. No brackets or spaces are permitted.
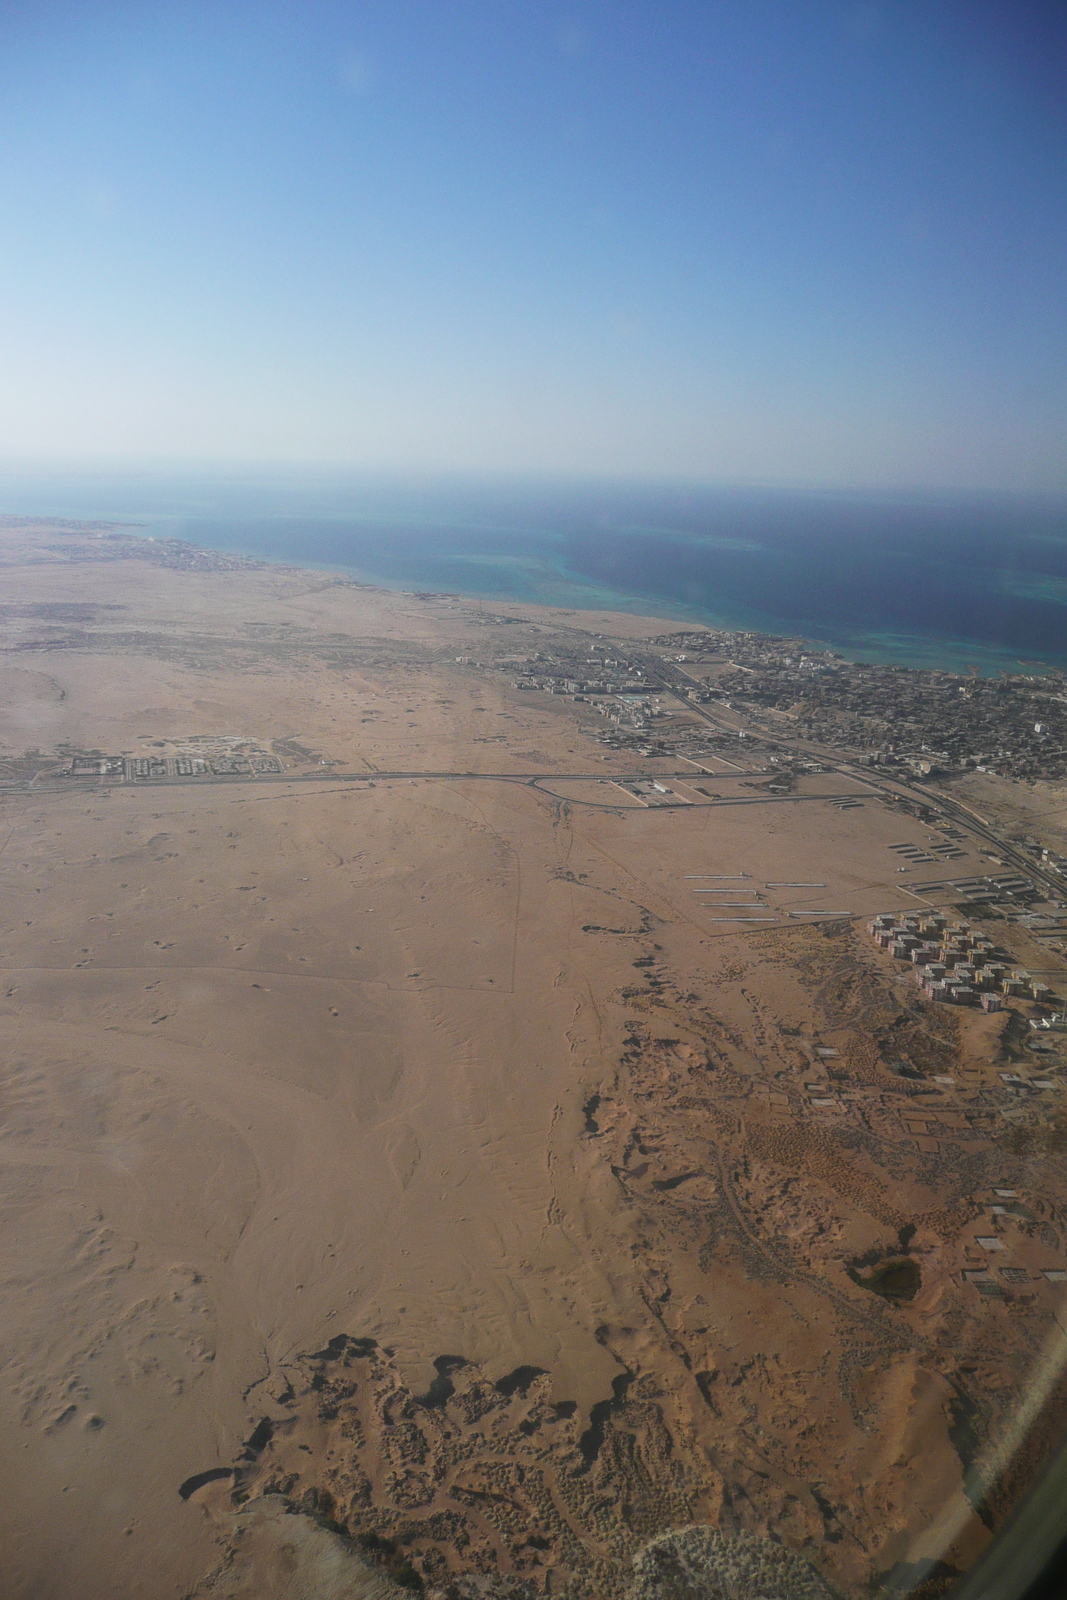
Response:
709,647,1067,781
868,913,1053,1011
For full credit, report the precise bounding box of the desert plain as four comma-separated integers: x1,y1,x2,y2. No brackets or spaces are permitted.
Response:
1,519,1067,1600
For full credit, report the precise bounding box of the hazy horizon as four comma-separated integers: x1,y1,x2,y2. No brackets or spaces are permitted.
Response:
5,460,1066,673
1,2,1065,491
5,457,1067,504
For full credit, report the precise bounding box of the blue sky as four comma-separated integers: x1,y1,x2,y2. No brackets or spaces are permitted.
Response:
0,1,1064,488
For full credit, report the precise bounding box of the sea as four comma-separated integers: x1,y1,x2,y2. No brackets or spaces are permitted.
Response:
3,465,1066,675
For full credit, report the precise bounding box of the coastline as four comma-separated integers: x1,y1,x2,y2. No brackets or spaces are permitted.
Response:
2,469,1066,675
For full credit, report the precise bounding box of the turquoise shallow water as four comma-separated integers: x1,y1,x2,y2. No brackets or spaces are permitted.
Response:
3,467,1066,674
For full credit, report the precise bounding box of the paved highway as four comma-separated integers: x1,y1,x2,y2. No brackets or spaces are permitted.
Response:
3,648,1063,908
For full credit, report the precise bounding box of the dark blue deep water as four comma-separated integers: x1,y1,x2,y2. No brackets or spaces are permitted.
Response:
3,467,1066,673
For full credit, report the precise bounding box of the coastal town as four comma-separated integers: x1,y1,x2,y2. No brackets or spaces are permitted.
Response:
469,624,1067,782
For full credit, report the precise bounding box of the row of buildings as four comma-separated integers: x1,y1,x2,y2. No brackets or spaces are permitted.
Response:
65,751,282,781
868,913,1056,1010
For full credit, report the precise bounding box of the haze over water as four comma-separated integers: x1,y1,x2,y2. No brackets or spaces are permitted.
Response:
4,467,1067,674
3,8,1065,677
